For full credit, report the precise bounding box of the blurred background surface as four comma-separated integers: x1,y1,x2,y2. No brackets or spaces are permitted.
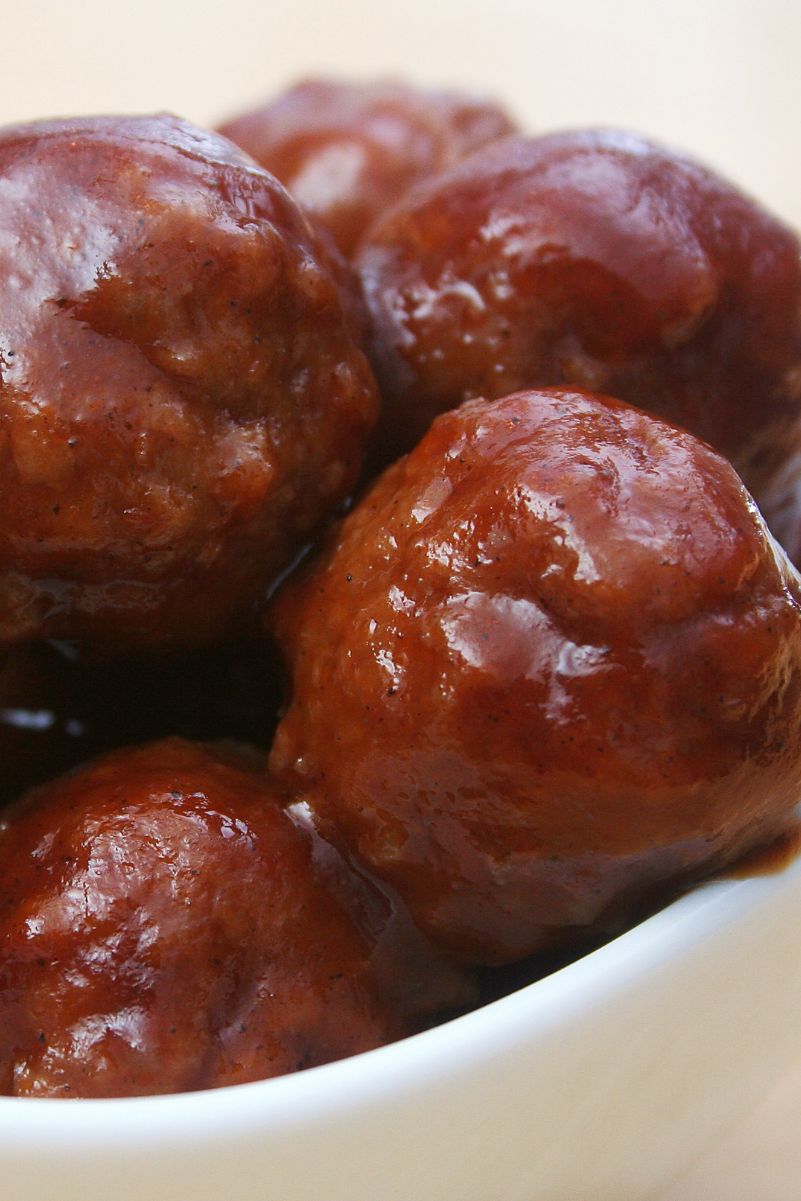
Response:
2,0,799,1196
2,0,800,227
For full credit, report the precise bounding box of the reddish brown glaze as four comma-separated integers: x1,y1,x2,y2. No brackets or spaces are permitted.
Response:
0,114,378,653
357,129,801,538
271,389,801,964
0,739,468,1097
218,79,516,257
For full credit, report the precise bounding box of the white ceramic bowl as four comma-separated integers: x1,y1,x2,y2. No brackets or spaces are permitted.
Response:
3,848,801,1201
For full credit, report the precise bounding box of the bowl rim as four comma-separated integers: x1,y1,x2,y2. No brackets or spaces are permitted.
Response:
1,854,796,1152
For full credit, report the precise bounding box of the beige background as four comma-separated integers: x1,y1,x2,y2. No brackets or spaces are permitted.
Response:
2,0,801,228
2,0,800,1196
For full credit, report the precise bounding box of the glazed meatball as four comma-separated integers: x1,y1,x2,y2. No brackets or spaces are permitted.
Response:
357,129,801,541
0,739,466,1097
0,114,377,652
218,79,516,256
270,389,801,965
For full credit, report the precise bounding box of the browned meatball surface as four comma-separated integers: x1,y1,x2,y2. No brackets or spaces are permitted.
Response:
357,129,801,540
218,79,516,257
0,114,377,653
270,389,801,964
0,739,466,1097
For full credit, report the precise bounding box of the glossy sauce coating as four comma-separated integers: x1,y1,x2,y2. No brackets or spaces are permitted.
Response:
271,389,801,964
218,79,516,256
0,739,464,1097
357,129,801,539
0,114,377,652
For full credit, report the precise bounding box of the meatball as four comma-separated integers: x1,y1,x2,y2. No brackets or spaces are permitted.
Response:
0,114,377,652
357,129,801,541
0,739,466,1097
270,389,801,964
218,79,516,256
